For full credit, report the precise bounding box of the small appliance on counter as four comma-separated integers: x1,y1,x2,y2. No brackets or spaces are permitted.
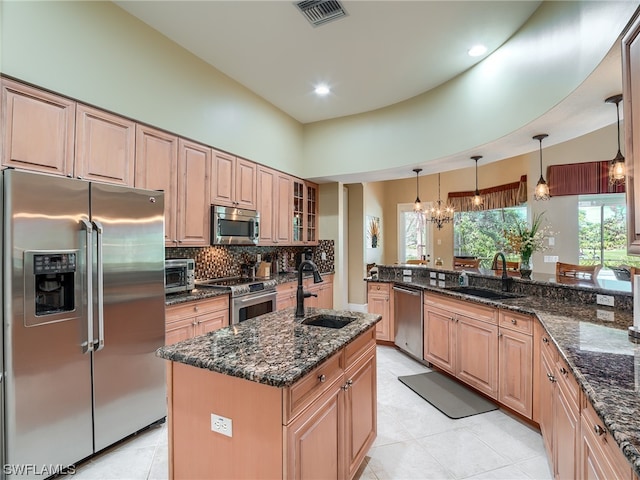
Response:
165,258,195,294
295,247,314,269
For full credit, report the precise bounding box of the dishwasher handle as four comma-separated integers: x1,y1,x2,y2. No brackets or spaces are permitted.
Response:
393,286,422,296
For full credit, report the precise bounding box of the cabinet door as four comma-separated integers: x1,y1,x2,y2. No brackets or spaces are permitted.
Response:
165,317,195,346
195,310,229,336
554,375,579,480
75,104,135,186
498,328,533,418
235,157,256,210
292,180,305,244
539,342,555,461
423,306,456,374
305,182,319,245
177,139,211,246
257,166,276,245
211,149,235,207
2,78,75,176
456,315,498,399
277,282,297,311
317,277,333,309
275,173,293,244
286,385,343,480
134,125,178,246
344,346,376,480
367,284,390,342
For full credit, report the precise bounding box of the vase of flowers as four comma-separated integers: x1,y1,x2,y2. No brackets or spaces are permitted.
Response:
504,212,552,279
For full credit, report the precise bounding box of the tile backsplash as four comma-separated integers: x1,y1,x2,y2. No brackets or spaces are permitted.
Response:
166,239,335,279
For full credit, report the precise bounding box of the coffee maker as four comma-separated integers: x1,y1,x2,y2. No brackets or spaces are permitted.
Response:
295,247,314,269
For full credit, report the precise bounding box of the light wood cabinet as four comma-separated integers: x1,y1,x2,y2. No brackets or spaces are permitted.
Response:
168,326,376,480
292,179,319,245
211,149,256,210
134,125,179,246
622,15,640,254
498,310,533,418
1,78,75,176
306,274,334,310
456,313,498,399
423,304,456,374
257,165,293,245
165,296,230,345
367,283,393,342
580,397,633,480
177,139,211,246
75,104,135,186
276,281,297,311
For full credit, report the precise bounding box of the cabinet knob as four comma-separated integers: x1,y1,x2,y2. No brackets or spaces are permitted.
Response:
194,306,199,312
342,379,353,390
498,332,503,338
542,337,549,344
559,367,568,376
547,373,556,383
318,374,326,383
511,319,517,325
594,424,605,436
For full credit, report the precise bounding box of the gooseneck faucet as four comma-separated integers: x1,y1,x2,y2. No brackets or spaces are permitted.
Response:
295,259,323,318
493,252,511,292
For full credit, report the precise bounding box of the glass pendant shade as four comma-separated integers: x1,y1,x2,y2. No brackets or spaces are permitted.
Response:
471,155,483,209
606,94,625,186
413,168,423,212
533,134,550,201
429,173,454,229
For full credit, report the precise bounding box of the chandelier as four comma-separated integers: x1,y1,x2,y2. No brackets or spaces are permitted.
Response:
429,173,454,230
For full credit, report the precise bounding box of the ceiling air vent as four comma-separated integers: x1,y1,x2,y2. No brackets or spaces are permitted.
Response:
295,0,348,27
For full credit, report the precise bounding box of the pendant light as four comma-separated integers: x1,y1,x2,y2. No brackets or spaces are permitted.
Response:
413,168,423,212
429,173,454,230
606,94,625,185
533,134,550,201
471,155,483,209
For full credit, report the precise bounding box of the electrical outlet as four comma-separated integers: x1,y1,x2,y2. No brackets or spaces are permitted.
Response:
321,252,327,261
402,276,412,283
402,269,411,276
211,414,233,437
596,294,615,307
596,309,615,322
548,237,555,246
438,280,446,288
544,255,559,263
430,279,437,286
438,273,445,280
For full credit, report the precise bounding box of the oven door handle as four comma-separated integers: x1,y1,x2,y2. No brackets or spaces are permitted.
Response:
238,292,276,303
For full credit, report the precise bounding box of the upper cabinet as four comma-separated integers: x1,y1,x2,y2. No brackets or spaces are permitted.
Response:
134,125,179,246
292,179,319,245
257,165,292,245
211,149,256,210
75,104,135,186
177,139,211,246
623,14,640,255
1,78,75,176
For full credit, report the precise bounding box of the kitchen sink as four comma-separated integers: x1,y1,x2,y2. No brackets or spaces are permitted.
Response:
446,286,525,300
301,314,356,329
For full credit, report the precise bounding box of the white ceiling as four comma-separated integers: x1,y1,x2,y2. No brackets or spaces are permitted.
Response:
114,0,629,182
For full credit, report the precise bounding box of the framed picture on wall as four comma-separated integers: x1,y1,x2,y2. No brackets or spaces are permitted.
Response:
367,216,380,249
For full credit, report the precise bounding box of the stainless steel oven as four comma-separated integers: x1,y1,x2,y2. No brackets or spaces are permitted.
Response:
196,277,276,324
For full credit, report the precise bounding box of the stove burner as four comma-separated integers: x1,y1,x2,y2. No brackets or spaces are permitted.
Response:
195,277,278,296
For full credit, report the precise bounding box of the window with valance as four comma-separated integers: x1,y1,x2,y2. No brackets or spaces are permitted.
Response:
448,175,528,212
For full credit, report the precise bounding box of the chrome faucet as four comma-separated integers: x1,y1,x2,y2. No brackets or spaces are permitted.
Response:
493,252,511,292
295,259,323,318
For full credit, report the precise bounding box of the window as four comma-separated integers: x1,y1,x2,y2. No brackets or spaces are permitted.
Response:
578,193,638,269
453,206,526,267
397,204,432,263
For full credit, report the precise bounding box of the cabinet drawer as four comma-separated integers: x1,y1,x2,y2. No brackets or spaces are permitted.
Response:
166,295,230,323
345,327,376,368
425,292,497,324
368,282,390,296
556,357,580,407
499,310,533,335
284,351,343,424
277,281,297,294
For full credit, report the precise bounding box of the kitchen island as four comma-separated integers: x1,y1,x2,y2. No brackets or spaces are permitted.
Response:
157,307,381,480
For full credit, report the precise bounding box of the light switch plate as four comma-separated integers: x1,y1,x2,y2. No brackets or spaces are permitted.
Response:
438,280,446,288
430,272,437,279
544,255,559,263
430,279,437,286
438,273,445,280
596,309,615,322
211,414,233,437
596,294,615,307
402,269,411,276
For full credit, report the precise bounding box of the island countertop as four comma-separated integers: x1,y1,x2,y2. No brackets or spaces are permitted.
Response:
156,307,381,388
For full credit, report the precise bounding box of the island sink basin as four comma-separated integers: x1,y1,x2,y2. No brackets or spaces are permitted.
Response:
446,286,524,300
301,314,356,329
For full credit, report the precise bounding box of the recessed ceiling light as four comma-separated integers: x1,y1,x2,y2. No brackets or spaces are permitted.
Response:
314,84,330,96
468,44,487,57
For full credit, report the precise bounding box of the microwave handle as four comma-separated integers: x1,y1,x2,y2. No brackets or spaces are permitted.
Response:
251,220,259,239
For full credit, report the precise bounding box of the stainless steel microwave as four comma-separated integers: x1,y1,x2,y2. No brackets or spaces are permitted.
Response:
211,205,259,245
165,259,195,294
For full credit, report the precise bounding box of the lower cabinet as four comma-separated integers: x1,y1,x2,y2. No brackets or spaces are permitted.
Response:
165,296,230,345
367,282,393,341
276,281,297,310
277,275,334,311
456,313,498,399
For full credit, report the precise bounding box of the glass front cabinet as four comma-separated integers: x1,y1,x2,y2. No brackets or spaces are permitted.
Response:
292,180,319,245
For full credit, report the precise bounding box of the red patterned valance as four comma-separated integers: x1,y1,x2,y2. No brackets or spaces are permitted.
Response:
448,175,527,212
547,161,625,196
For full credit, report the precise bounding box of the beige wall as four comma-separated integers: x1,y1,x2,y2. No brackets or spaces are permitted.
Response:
346,184,365,305
364,182,385,267
0,1,303,176
319,182,347,309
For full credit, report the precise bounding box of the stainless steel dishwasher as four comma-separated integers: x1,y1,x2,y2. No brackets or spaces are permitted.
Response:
393,285,424,361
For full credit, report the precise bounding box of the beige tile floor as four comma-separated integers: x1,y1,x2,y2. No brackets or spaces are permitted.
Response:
69,345,552,479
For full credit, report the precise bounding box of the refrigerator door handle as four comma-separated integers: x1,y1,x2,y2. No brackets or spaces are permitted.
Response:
93,220,105,351
80,219,94,354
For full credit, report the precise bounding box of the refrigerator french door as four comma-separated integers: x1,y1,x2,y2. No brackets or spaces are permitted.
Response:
1,169,166,478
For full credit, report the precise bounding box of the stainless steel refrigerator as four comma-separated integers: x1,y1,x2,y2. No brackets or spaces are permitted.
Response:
0,169,166,478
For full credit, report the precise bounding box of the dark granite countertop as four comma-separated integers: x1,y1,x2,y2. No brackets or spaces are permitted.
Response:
366,277,640,476
156,307,380,388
